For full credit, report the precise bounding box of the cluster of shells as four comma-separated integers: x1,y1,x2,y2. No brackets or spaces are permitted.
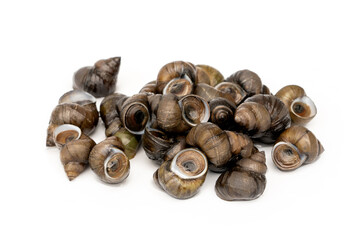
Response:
46,57,324,201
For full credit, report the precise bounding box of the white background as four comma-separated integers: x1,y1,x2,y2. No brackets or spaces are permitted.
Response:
1,0,359,239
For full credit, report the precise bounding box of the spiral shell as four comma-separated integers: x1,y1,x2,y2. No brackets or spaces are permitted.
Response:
215,82,247,105
275,85,317,125
89,137,130,184
272,125,324,171
118,93,150,135
195,64,224,86
153,148,208,199
235,94,291,143
186,122,253,170
100,93,128,128
139,80,157,94
225,69,263,96
73,57,121,97
215,151,267,201
55,124,96,181
209,97,236,130
143,127,186,164
178,94,210,127
156,61,196,96
194,83,235,104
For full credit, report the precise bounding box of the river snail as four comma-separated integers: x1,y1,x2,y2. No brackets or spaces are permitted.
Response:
225,69,265,96
275,85,317,125
194,83,235,104
156,61,196,97
139,80,157,95
195,64,224,86
235,94,291,143
142,127,186,164
53,124,96,181
215,82,247,105
100,93,128,129
272,125,324,171
186,122,253,171
117,93,150,135
148,93,210,134
215,151,267,201
89,136,130,184
73,57,121,98
209,97,236,130
153,148,208,199
46,90,99,147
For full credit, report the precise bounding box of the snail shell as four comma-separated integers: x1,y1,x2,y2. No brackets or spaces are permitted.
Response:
215,151,267,201
46,100,99,147
209,97,236,130
225,69,263,96
235,94,291,143
153,148,208,199
275,85,317,125
54,124,96,181
89,136,130,184
118,93,150,135
100,93,128,128
186,122,253,170
139,80,157,94
194,83,235,104
73,57,121,98
215,82,247,105
195,64,224,86
272,125,324,171
149,94,209,134
156,61,196,97
142,127,186,164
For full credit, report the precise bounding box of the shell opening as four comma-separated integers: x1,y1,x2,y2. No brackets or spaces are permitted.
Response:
290,96,317,119
59,90,96,105
124,102,150,135
170,148,208,179
178,95,210,127
53,124,81,148
215,82,246,105
163,75,193,97
272,141,307,170
104,148,128,180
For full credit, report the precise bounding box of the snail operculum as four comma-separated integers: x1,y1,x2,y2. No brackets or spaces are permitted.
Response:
178,94,210,127
53,124,81,148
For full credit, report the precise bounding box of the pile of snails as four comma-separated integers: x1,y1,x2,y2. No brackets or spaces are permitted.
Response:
46,57,324,201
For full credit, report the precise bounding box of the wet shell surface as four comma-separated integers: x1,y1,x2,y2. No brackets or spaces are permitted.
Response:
272,125,324,171
89,137,130,184
275,85,317,125
153,148,208,199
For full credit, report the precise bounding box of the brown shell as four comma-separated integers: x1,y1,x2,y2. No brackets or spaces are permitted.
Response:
100,93,128,128
46,103,98,147
150,94,190,133
143,127,186,164
118,93,150,135
195,64,224,86
275,85,317,125
225,69,263,96
73,57,121,98
89,136,130,184
215,82,247,105
153,148,208,199
272,125,324,171
209,97,236,130
244,94,291,143
139,80,157,94
186,123,253,172
194,83,235,104
156,61,196,95
60,134,96,181
215,151,267,201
